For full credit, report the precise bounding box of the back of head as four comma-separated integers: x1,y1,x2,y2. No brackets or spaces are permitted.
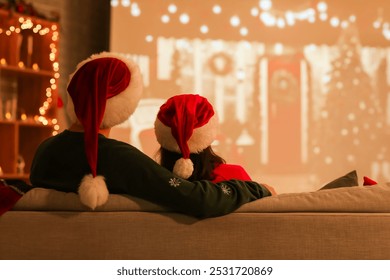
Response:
154,94,219,179
65,52,143,209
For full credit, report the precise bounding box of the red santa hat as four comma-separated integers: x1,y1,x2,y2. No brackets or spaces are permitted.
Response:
66,52,143,209
154,94,218,179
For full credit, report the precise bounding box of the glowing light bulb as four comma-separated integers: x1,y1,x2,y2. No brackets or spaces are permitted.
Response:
260,12,276,26
251,7,259,17
330,17,340,27
121,0,131,7
212,5,221,14
276,18,285,28
131,3,141,17
145,35,153,42
317,1,327,12
180,13,190,24
373,21,381,29
111,0,119,7
168,4,177,13
274,43,284,55
240,27,248,36
319,13,328,21
259,0,272,11
230,15,240,27
383,28,390,40
285,11,295,26
161,14,170,23
200,25,209,34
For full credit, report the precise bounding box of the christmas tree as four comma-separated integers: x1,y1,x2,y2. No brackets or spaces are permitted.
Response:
312,23,384,182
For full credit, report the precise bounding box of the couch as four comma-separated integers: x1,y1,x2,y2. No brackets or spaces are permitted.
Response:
1,183,390,260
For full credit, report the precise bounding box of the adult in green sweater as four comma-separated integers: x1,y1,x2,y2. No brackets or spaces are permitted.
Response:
30,52,273,218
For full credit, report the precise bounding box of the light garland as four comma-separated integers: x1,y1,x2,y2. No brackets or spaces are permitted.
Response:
0,16,60,135
111,0,390,42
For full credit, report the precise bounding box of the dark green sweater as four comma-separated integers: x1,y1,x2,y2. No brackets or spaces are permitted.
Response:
30,130,271,218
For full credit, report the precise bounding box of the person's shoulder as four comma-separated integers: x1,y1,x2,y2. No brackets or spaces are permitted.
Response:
100,136,139,154
101,137,158,163
37,130,70,147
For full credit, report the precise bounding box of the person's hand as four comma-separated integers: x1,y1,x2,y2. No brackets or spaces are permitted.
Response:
263,183,277,196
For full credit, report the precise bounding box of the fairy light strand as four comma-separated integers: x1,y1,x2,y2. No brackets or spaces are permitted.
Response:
110,0,390,42
0,16,60,135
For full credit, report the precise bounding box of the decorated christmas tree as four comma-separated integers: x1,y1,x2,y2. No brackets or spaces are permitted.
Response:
311,23,384,182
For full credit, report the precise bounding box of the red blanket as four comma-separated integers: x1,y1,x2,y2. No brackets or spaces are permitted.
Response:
0,180,24,215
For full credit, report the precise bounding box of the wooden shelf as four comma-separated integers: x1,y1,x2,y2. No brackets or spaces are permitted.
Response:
0,64,54,77
0,9,59,182
0,173,29,180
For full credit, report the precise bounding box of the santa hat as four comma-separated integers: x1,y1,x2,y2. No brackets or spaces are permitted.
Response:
154,94,218,179
66,52,143,209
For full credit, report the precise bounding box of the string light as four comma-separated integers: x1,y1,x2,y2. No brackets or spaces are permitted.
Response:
330,17,340,27
240,27,248,36
145,34,153,42
200,25,209,34
109,1,390,41
1,16,61,133
251,7,259,17
276,18,286,28
230,15,240,27
179,13,190,24
131,2,141,16
121,0,131,7
212,5,222,14
259,0,272,11
274,43,284,55
111,0,119,7
260,12,276,26
168,4,177,14
317,1,328,12
161,14,170,23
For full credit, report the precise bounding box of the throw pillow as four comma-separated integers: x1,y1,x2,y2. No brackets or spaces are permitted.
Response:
318,170,358,190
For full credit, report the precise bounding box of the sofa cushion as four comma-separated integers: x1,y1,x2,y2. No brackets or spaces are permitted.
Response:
13,188,168,212
13,182,390,213
239,183,390,213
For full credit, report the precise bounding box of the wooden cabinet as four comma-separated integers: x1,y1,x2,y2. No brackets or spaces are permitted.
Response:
0,9,59,181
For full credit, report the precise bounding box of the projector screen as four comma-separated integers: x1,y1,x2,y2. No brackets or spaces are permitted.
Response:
110,1,390,193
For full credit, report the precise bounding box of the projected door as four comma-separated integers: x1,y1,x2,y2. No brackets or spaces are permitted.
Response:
258,54,309,172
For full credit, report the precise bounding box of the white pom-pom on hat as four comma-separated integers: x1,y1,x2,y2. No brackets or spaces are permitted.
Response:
173,158,194,179
78,175,109,210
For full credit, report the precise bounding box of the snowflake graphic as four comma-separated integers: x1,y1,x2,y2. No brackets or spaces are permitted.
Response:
220,184,232,196
168,177,181,188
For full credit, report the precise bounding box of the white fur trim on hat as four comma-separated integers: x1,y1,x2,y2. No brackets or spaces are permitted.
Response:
173,158,194,179
66,52,143,128
78,174,109,210
154,114,219,154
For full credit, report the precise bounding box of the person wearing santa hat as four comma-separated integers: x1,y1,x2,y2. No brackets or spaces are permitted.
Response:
154,94,275,193
29,52,273,218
